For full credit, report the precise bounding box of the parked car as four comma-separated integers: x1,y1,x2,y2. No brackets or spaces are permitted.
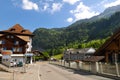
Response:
10,62,16,67
17,61,23,67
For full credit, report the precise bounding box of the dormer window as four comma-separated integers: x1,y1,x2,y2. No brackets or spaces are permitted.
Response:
10,28,15,31
21,30,26,33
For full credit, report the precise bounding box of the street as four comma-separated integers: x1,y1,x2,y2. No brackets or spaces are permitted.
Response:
39,62,114,80
0,62,115,80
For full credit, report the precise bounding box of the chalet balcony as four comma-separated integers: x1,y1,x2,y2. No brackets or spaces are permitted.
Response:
13,52,26,54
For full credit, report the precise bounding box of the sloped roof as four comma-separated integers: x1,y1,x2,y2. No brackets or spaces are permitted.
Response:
95,27,120,55
0,24,34,36
79,48,95,54
0,33,27,45
83,56,104,62
86,48,96,53
65,48,95,54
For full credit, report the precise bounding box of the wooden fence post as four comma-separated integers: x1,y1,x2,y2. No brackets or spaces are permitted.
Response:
64,60,65,66
80,61,83,69
96,62,99,73
60,60,62,65
115,62,119,76
69,61,71,68
99,62,103,73
89,62,91,71
76,61,79,70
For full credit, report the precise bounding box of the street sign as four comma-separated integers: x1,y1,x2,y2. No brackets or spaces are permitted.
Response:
2,50,12,55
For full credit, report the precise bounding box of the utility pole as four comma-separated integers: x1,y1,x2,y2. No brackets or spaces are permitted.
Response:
13,67,15,80
13,61,15,80
24,56,26,73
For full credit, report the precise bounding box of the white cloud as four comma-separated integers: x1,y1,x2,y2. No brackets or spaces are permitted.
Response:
67,18,73,22
104,0,120,8
43,3,49,11
63,0,80,5
70,2,99,21
22,0,39,11
51,3,63,13
100,0,108,5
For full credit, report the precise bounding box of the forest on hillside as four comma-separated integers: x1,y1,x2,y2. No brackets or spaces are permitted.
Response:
32,12,120,56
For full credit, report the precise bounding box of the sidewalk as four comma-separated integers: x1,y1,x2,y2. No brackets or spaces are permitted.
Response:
14,63,40,80
0,62,41,80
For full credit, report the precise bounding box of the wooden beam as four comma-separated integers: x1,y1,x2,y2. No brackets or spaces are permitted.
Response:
119,39,120,50
105,52,109,63
114,39,119,48
116,34,120,40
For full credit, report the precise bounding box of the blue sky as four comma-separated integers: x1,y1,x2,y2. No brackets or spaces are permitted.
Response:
0,0,120,32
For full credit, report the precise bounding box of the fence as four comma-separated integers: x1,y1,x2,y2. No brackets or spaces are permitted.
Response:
50,60,120,77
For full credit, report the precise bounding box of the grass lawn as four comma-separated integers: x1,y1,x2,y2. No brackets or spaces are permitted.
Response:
53,54,63,60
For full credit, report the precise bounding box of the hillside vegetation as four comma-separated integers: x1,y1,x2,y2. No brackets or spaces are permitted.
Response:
32,12,120,55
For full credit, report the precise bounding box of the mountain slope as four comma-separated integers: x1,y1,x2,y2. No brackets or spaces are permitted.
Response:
69,5,120,29
99,5,120,18
33,11,120,51
32,5,120,54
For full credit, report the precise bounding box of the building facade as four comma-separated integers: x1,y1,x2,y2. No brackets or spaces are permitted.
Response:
63,48,95,61
0,24,34,66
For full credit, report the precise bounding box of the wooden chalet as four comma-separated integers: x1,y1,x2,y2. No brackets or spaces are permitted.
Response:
94,28,120,63
33,50,49,60
0,33,27,54
0,24,34,65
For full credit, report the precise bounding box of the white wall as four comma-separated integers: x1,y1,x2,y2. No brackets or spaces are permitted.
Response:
26,37,32,52
11,56,24,64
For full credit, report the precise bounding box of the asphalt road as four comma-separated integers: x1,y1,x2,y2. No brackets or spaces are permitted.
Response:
0,71,12,80
39,62,114,80
0,62,115,80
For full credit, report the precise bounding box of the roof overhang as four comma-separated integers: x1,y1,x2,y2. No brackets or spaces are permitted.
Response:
25,53,33,56
83,56,105,62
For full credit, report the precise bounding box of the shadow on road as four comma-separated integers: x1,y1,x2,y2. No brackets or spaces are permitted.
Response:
51,63,120,80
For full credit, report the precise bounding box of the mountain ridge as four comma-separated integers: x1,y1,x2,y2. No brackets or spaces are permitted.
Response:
32,5,120,54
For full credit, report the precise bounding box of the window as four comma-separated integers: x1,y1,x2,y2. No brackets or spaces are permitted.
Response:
0,40,2,44
3,47,7,50
16,41,19,45
16,47,22,52
6,36,10,38
14,41,19,45
19,47,22,52
14,59,17,62
11,36,14,38
12,47,16,52
17,48,19,52
2,40,5,44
